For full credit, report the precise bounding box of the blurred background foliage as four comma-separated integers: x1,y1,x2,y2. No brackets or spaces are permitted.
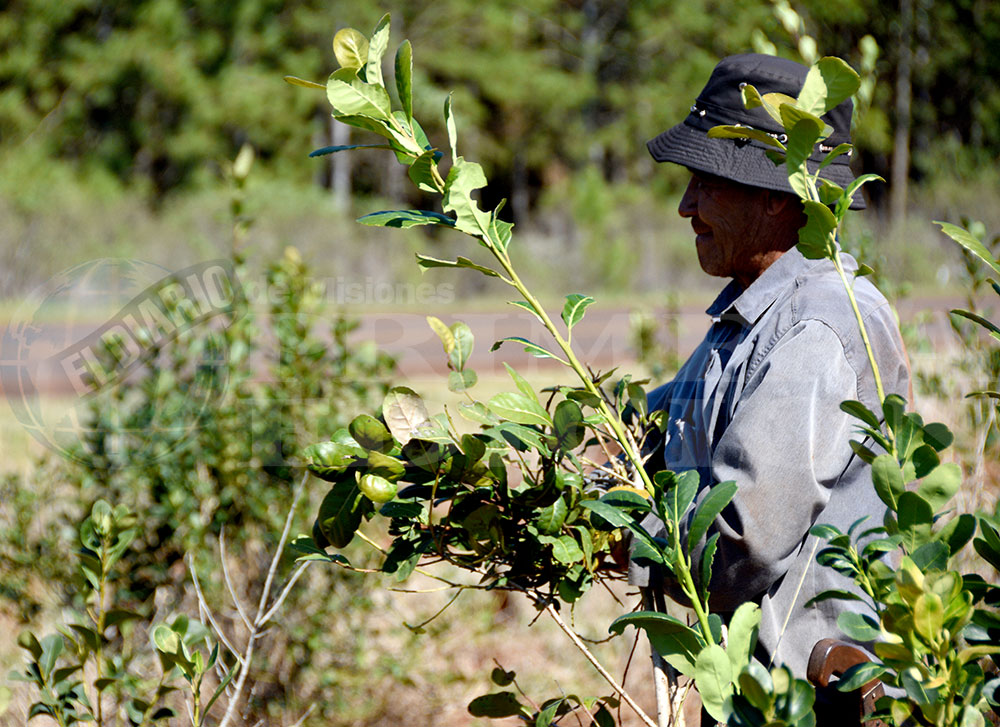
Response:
1,0,999,298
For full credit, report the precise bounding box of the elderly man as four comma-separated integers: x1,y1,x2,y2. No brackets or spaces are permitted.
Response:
634,53,910,693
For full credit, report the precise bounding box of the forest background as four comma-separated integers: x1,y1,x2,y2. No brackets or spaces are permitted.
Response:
3,0,1000,300
1,1,1000,726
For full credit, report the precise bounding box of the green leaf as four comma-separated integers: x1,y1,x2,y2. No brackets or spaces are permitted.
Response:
493,422,553,456
837,173,884,217
444,94,458,160
871,454,905,510
283,75,327,90
917,462,961,511
951,309,1000,340
536,496,568,535
39,635,63,679
395,40,413,121
727,602,761,677
836,661,887,692
540,534,584,564
797,57,860,116
707,125,786,149
609,611,703,676
909,444,940,479
694,644,733,723
448,370,477,392
740,84,784,126
553,399,585,450
840,400,880,430
468,692,528,719
536,698,562,727
488,392,551,427
365,13,390,86
837,611,880,642
382,386,433,445
415,254,501,277
700,532,719,602
349,414,394,453
491,336,563,361
913,592,944,644
443,158,490,237
449,322,474,371
491,667,515,686
901,668,939,706
798,200,838,260
817,143,853,172
18,631,42,661
937,513,975,556
804,589,865,607
782,111,825,198
309,143,391,157
562,294,595,332
408,150,439,192
327,68,391,118
459,401,499,426
427,315,455,356
317,478,367,548
504,363,540,403
739,662,774,711
687,481,738,550
579,500,664,564
656,469,700,524
366,450,405,480
898,491,934,552
508,300,546,325
333,28,369,70
935,221,1000,276
359,209,455,229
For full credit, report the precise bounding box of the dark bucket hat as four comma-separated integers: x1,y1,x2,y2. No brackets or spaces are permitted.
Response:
647,53,865,209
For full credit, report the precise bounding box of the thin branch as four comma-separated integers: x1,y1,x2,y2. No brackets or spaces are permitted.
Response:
219,528,252,631
544,604,657,727
188,558,243,664
289,704,317,727
404,588,464,631
217,472,308,727
259,561,312,625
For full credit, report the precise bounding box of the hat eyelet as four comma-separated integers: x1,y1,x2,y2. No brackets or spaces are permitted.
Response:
699,109,706,117
778,133,788,143
738,82,748,90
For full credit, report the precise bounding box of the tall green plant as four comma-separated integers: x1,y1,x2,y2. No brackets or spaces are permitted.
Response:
287,14,771,727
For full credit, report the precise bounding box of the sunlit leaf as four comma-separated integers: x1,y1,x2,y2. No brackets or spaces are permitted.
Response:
798,200,838,260
936,221,1000,276
562,294,595,332
283,75,326,90
333,28,369,70
395,40,413,121
365,14,390,86
797,57,860,116
360,210,455,229
707,125,786,149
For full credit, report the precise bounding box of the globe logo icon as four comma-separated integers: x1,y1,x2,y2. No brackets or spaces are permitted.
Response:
0,258,240,467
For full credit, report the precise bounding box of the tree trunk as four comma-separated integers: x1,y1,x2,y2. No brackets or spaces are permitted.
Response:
890,0,913,226
331,116,351,211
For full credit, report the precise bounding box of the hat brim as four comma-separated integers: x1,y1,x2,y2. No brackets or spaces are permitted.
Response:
648,121,866,210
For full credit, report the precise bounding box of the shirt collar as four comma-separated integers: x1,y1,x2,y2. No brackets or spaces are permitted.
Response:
705,247,859,325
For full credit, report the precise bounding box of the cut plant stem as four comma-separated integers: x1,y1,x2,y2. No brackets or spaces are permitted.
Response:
545,603,658,727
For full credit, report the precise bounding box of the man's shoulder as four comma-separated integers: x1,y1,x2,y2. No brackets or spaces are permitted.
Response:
786,258,895,337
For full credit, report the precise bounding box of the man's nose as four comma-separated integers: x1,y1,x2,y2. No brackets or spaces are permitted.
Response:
678,176,698,218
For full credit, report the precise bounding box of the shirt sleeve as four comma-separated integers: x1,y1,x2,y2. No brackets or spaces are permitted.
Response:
695,319,858,611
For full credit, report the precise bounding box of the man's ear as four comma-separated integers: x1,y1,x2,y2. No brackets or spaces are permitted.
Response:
763,189,799,216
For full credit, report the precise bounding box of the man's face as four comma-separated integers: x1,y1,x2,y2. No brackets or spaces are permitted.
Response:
678,171,771,286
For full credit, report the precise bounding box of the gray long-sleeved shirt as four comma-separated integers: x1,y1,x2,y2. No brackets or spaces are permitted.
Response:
632,246,910,677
